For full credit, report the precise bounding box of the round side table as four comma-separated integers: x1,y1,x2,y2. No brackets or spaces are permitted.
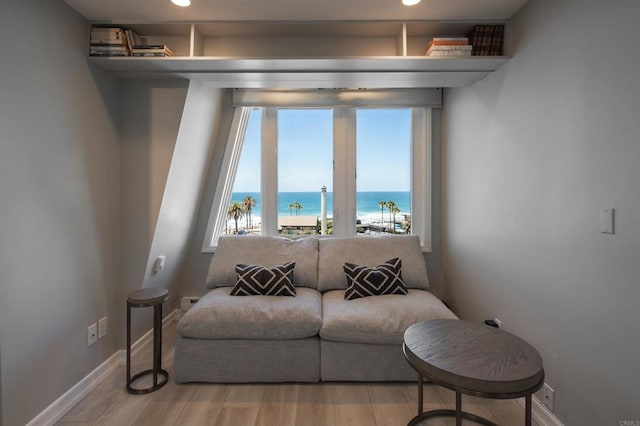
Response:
403,319,544,426
126,288,169,394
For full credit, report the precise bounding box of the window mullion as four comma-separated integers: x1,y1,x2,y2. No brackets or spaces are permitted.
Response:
333,108,357,237
261,107,278,235
411,107,432,251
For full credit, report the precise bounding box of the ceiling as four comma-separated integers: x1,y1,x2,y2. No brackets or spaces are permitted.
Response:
63,0,529,23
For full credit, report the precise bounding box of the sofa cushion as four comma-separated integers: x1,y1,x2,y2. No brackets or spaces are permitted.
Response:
206,235,318,289
319,289,458,344
318,235,429,292
178,287,322,340
231,261,296,296
343,258,407,300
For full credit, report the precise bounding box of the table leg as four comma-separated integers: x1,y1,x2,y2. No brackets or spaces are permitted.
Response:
525,394,532,426
153,303,162,387
456,392,462,426
417,373,423,415
126,303,131,385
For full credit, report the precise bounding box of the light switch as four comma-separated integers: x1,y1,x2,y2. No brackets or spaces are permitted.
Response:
600,208,614,234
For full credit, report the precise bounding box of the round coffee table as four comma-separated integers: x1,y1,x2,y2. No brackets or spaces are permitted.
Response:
403,319,544,426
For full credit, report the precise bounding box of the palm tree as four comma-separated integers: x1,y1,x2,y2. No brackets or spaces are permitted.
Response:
391,205,401,233
227,201,245,234
387,200,397,233
378,201,387,227
288,203,295,216
242,195,256,229
293,201,303,216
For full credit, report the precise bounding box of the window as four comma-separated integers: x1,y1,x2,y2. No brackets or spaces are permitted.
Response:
203,89,440,251
277,109,333,236
356,109,411,234
226,108,261,236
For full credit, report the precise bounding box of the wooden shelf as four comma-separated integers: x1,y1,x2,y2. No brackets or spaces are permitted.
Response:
89,20,510,87
89,56,509,87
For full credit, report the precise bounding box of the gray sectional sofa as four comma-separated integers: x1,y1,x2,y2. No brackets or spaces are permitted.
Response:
175,234,457,383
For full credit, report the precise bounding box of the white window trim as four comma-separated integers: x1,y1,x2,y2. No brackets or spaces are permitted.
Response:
201,107,251,251
333,107,357,237
261,107,278,235
203,89,439,252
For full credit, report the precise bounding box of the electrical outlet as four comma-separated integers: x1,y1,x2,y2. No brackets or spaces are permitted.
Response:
543,383,555,412
493,317,502,328
181,296,200,313
98,317,108,339
87,323,98,346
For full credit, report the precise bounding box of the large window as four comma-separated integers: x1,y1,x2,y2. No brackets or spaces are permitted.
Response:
203,89,439,251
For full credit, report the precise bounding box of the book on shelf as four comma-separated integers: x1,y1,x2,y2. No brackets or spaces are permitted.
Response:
426,45,472,54
425,37,471,57
90,45,128,57
131,44,175,57
90,26,130,56
426,50,472,57
91,35,124,42
426,37,469,48
124,29,144,52
466,24,504,56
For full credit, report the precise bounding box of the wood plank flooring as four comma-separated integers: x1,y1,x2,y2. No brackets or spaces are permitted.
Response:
57,319,536,425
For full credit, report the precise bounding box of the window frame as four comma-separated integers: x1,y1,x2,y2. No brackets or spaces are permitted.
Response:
202,89,439,252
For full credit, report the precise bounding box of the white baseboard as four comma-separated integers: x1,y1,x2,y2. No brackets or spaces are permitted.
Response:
29,309,560,426
517,395,564,426
25,350,122,426
27,309,179,426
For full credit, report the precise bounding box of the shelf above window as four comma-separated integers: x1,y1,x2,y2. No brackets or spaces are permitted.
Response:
89,56,509,87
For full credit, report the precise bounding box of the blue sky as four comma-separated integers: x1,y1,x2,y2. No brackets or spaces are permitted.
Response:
232,108,411,192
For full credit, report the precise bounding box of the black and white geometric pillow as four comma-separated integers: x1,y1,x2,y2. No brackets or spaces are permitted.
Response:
231,261,296,296
343,258,407,300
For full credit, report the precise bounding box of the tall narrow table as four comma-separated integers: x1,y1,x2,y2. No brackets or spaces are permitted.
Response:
126,288,169,394
403,319,544,426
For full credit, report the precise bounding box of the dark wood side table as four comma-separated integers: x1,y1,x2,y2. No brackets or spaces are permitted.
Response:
403,319,544,426
126,288,169,394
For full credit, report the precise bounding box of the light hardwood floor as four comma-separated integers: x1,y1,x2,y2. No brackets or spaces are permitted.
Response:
58,319,536,425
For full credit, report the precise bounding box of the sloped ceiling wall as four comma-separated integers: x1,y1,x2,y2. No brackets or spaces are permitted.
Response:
140,83,226,306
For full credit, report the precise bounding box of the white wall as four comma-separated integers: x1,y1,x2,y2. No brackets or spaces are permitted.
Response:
0,1,121,424
443,0,640,423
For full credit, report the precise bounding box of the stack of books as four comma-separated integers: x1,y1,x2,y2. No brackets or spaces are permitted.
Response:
425,37,472,57
466,24,505,56
90,27,129,56
90,26,174,57
131,44,175,57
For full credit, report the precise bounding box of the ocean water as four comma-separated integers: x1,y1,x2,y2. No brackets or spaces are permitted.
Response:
230,191,410,225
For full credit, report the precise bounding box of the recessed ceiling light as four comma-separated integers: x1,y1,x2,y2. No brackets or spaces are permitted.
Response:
402,0,421,5
171,0,191,6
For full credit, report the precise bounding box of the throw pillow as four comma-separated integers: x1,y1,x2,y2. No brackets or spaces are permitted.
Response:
231,261,296,296
343,258,407,300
